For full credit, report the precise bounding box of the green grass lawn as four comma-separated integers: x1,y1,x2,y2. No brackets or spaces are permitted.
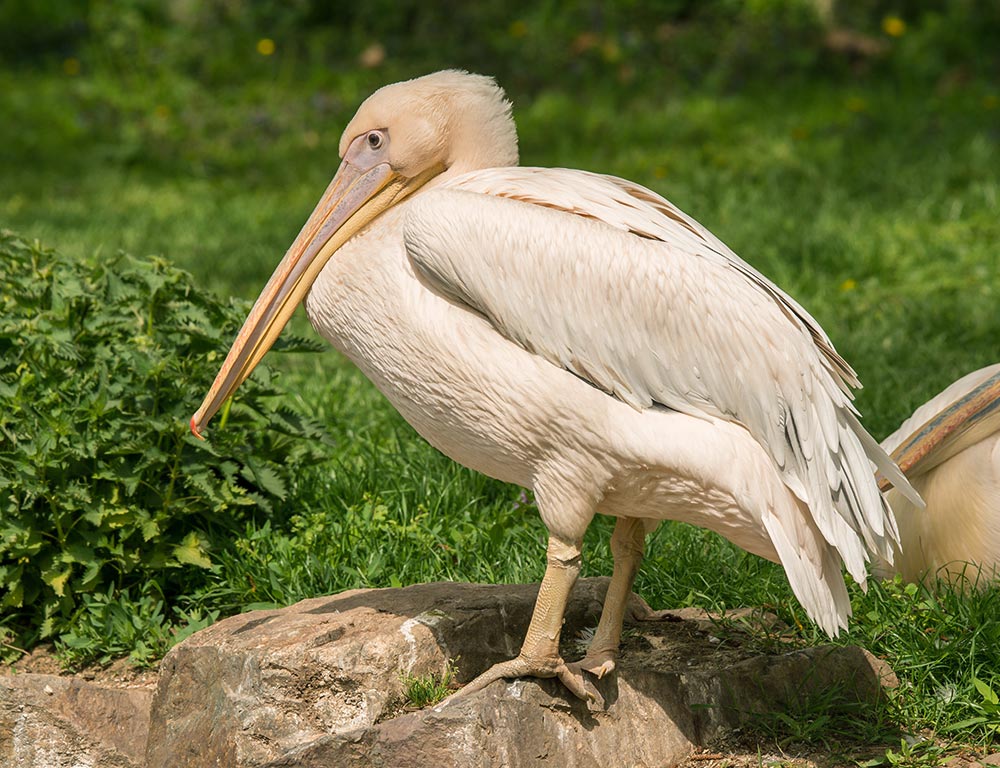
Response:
2,41,1000,760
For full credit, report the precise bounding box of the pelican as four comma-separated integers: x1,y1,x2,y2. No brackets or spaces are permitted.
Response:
875,364,1000,584
191,70,920,702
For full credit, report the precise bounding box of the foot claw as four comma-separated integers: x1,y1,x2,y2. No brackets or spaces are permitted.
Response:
563,651,618,711
566,651,617,679
443,653,602,706
556,663,596,702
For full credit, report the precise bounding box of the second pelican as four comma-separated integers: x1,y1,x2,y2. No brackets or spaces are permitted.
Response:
877,364,1000,584
192,70,920,702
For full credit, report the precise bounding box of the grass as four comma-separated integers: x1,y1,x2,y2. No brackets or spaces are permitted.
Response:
401,662,458,709
2,17,999,762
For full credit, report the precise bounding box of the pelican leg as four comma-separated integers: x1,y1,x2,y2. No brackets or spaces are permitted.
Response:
567,516,648,680
444,535,589,702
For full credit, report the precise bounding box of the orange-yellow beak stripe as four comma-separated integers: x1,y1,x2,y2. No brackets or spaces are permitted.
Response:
190,160,399,438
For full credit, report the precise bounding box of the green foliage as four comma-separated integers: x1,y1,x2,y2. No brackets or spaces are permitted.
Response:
945,677,1000,736
0,230,328,654
749,682,897,753
3,0,998,189
5,0,998,91
838,576,1000,749
0,0,87,65
202,465,544,612
858,738,948,768
57,585,218,668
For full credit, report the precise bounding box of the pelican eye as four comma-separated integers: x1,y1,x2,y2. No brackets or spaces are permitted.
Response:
367,131,384,149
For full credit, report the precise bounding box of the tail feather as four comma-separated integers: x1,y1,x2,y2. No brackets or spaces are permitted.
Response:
762,501,852,637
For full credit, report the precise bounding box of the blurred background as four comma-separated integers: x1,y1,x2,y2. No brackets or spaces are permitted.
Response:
2,0,998,435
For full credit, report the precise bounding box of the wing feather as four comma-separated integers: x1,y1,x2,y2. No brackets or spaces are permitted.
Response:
404,167,918,587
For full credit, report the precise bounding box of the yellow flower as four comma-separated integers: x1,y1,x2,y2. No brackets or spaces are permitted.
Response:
509,20,527,38
600,40,621,63
839,278,857,292
882,16,906,37
63,58,80,76
257,38,276,56
845,96,867,113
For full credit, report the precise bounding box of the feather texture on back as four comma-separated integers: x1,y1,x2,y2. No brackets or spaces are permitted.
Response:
404,167,919,591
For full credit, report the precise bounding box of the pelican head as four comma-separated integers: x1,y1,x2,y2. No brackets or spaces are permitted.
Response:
190,70,518,436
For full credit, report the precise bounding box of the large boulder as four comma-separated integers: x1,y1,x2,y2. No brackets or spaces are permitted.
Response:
145,579,895,767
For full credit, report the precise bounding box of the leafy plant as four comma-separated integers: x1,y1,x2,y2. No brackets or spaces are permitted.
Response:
57,584,218,668
945,677,1000,736
0,230,329,656
859,737,948,768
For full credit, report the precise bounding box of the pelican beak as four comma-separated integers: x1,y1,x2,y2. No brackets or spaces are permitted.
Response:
877,370,1000,491
190,155,428,438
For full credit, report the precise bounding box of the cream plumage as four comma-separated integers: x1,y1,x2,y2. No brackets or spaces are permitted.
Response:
192,70,919,702
877,365,1000,584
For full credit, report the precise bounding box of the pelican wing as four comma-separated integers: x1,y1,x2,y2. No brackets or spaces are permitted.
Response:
404,167,918,582
881,364,1000,480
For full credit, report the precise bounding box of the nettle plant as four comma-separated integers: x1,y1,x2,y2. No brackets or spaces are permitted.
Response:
0,231,329,651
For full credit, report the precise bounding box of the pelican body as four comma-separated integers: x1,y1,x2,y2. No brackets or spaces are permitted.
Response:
877,365,1000,584
192,71,921,702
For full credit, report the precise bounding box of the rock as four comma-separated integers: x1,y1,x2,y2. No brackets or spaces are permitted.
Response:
145,579,896,767
0,672,153,767
264,640,893,768
145,579,616,767
0,580,898,767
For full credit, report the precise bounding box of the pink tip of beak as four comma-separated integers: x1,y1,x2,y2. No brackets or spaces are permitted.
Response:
190,416,205,441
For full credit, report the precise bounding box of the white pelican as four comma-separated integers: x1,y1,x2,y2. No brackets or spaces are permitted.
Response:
191,70,920,702
875,364,1000,584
